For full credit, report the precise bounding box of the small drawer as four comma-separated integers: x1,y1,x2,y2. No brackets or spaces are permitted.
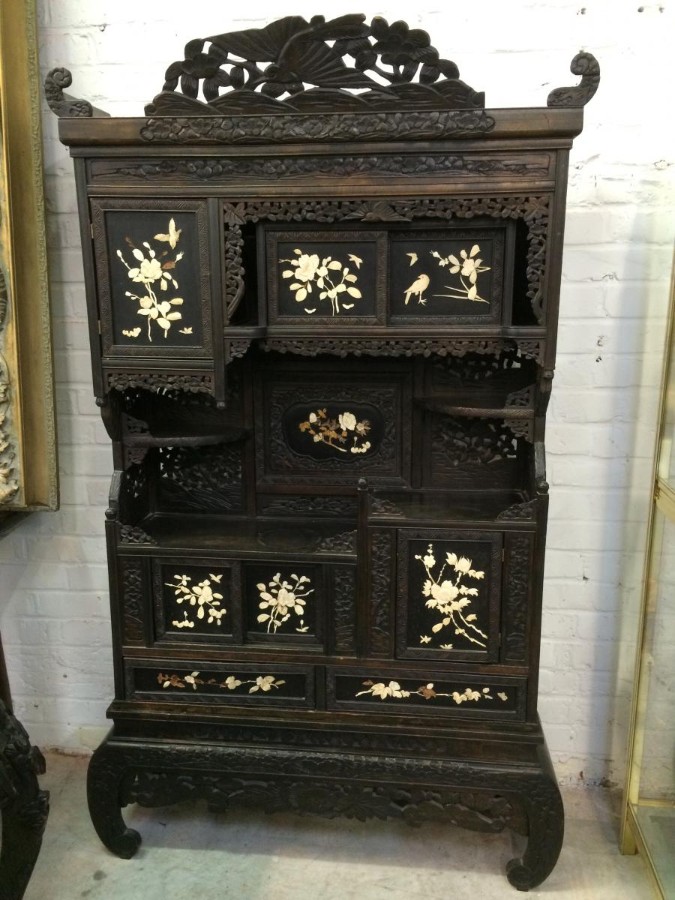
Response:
126,659,315,709
327,666,525,720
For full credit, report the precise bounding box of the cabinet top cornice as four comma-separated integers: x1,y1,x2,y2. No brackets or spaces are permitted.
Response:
45,14,598,148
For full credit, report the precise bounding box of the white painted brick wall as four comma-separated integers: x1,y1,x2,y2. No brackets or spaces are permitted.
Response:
1,0,673,782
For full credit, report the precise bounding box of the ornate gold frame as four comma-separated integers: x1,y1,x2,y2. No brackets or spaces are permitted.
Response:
0,0,57,514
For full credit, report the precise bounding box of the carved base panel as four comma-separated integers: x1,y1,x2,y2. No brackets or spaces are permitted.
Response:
0,701,50,900
87,728,563,891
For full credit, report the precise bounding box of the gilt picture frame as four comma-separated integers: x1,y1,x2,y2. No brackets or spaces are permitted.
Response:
0,0,58,516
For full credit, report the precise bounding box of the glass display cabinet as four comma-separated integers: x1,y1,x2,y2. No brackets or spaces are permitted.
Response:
620,252,675,898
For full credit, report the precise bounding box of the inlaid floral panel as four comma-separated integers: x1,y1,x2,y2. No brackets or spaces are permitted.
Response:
128,663,313,707
90,199,213,358
328,669,523,719
396,530,502,662
243,563,324,646
389,225,512,325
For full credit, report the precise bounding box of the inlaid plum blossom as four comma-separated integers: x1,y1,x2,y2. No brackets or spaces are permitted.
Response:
158,671,286,693
279,248,362,315
166,572,226,629
356,680,508,705
298,408,372,455
256,572,314,633
429,243,491,303
415,544,488,648
116,218,187,340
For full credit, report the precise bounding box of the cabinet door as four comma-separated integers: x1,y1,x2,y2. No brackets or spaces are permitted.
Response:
395,528,503,663
90,198,214,358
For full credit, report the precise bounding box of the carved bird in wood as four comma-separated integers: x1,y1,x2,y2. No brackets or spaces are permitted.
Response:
403,273,430,305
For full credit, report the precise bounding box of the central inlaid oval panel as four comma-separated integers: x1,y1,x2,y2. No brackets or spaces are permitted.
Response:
283,401,385,461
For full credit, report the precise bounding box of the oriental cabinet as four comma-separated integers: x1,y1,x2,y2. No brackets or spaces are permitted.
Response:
47,14,599,890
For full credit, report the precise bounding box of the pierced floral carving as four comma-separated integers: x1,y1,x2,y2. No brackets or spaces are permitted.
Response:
370,531,394,654
119,524,156,545
496,499,537,521
505,385,535,409
158,672,286,693
106,372,215,395
432,417,518,473
120,558,144,644
356,680,508,705
224,224,245,317
503,418,534,442
145,15,484,117
166,572,227,629
263,337,508,359
279,248,363,316
115,218,187,341
298,408,371,455
503,535,532,663
101,154,551,183
141,110,495,145
315,531,358,554
158,444,243,513
416,544,487,649
256,572,314,633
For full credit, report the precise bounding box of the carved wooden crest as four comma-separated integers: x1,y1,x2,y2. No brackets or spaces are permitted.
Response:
45,15,600,122
146,15,484,115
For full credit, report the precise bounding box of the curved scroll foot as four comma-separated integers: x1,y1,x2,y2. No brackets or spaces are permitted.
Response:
87,740,142,858
506,859,540,892
505,772,564,891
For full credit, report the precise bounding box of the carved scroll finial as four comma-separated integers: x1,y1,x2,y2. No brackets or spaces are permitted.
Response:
145,14,484,116
44,68,94,117
547,52,600,108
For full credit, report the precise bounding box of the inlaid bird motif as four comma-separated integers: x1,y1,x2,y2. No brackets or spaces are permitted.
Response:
403,272,430,305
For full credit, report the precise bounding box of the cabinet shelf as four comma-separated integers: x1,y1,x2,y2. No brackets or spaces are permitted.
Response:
369,489,535,524
120,514,358,557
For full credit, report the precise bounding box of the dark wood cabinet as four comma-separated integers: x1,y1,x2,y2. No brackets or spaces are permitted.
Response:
47,15,599,890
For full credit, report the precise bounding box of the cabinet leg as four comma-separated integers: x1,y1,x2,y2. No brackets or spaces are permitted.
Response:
0,700,49,900
505,773,564,891
87,739,141,859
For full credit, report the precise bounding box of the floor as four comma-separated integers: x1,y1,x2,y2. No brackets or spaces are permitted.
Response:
22,752,653,900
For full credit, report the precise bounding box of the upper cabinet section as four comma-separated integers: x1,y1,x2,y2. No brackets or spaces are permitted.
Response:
46,14,599,406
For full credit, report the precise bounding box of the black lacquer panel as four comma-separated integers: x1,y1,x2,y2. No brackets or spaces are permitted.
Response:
243,562,324,647
389,225,512,325
264,228,386,324
396,529,502,663
91,199,213,358
328,668,523,719
129,661,314,708
153,559,241,643
256,362,411,486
